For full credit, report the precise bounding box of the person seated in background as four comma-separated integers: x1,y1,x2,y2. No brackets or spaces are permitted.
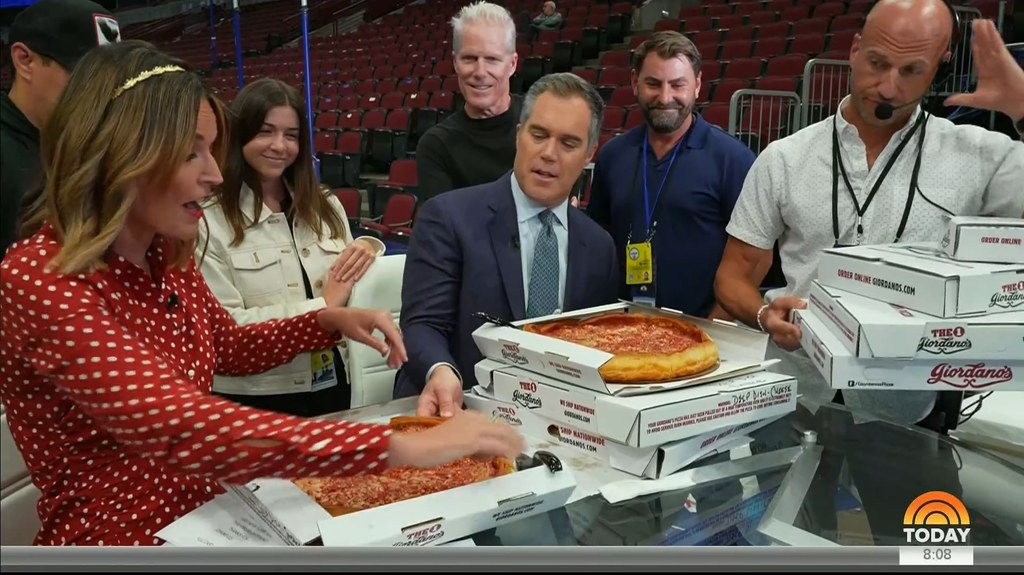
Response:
525,1,563,41
1,40,524,547
416,1,523,200
394,72,620,417
197,77,385,417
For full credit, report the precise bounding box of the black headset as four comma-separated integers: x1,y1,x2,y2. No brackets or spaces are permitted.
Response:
932,0,963,92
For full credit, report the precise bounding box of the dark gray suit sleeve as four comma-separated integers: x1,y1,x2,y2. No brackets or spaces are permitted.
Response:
398,197,463,392
415,131,455,201
601,230,620,304
584,157,613,230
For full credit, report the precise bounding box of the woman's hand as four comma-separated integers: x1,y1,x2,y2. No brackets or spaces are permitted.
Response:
316,307,407,368
387,410,527,469
322,274,354,308
330,239,378,283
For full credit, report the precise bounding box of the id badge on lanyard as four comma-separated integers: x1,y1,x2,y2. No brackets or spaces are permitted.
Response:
625,241,653,285
310,348,339,392
627,127,687,304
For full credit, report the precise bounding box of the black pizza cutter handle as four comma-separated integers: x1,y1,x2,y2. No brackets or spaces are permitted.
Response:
473,311,518,329
514,450,563,474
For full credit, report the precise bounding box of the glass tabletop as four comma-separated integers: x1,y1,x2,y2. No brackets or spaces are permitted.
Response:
462,398,1024,547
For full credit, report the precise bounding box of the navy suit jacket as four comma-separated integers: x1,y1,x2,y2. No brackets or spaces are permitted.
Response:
393,173,619,399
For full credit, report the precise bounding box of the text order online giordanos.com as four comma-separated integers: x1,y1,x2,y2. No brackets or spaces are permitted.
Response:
837,269,916,296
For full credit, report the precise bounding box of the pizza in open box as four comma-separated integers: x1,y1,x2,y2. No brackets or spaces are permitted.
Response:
522,312,720,383
292,416,515,516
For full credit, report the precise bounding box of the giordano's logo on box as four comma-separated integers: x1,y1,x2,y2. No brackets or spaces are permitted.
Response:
902,491,971,545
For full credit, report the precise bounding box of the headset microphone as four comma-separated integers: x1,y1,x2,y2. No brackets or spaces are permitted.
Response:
874,98,925,121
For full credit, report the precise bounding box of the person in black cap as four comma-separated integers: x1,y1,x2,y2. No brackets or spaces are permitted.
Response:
1,0,120,255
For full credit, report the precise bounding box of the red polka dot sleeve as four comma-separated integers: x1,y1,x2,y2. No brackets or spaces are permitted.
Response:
190,262,341,378
1,251,392,487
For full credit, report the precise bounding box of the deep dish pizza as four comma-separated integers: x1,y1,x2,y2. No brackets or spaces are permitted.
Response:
292,416,515,516
522,312,719,384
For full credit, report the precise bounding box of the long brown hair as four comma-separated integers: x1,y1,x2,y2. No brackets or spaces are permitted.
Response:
217,78,345,246
20,40,228,274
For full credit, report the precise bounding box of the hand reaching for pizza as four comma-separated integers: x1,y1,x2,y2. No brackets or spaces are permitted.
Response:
387,410,528,469
418,365,463,417
759,296,806,352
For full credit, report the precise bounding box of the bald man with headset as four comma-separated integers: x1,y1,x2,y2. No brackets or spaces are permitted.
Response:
714,2,1022,543
715,0,1024,431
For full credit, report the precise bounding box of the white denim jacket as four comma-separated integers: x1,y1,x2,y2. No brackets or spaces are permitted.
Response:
196,184,385,395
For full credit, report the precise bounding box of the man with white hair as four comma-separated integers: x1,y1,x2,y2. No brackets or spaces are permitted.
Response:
526,2,564,41
415,1,522,200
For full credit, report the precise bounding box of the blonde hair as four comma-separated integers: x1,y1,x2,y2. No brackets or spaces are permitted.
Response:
20,39,227,274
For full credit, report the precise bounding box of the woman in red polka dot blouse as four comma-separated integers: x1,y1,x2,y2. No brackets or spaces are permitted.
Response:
0,41,524,546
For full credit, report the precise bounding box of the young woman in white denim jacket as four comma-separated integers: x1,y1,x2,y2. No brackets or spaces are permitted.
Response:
197,78,385,417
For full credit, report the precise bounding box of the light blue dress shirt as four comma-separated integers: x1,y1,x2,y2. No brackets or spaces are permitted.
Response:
510,173,569,313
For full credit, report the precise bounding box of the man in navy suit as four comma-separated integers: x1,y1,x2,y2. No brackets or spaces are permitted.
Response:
394,72,619,416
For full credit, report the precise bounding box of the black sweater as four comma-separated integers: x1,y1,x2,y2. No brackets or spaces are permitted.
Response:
414,94,524,200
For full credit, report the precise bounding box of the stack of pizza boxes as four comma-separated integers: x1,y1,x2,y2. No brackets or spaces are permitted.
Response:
469,301,799,480
794,215,1024,394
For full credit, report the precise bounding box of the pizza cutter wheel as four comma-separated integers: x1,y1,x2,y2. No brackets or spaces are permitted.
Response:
514,450,563,474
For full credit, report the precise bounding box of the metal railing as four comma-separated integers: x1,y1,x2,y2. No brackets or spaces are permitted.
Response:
799,58,852,129
728,89,802,155
728,2,1009,139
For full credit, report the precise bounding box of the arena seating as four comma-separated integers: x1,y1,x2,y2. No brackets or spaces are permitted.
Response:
0,0,1013,245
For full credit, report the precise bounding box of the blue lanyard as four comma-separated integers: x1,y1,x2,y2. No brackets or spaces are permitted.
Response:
641,126,687,238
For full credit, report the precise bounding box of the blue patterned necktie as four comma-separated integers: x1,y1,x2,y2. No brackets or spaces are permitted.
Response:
527,210,560,318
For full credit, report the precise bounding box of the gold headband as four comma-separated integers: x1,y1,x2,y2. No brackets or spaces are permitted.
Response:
112,65,187,100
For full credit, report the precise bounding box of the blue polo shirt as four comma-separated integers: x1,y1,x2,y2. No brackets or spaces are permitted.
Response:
585,113,755,317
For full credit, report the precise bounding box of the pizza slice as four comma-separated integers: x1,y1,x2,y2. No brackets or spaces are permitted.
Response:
293,415,515,517
522,312,720,384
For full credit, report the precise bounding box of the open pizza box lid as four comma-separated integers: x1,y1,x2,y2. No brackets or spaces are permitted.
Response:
471,301,774,396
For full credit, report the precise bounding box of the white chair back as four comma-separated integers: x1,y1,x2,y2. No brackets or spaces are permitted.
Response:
344,253,406,408
1,409,42,545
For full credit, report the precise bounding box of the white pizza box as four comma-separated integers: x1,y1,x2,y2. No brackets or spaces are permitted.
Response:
816,242,1024,318
157,404,577,548
464,389,781,479
471,301,773,397
317,455,577,546
808,280,1024,361
793,308,1024,392
474,358,797,448
940,216,1024,264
